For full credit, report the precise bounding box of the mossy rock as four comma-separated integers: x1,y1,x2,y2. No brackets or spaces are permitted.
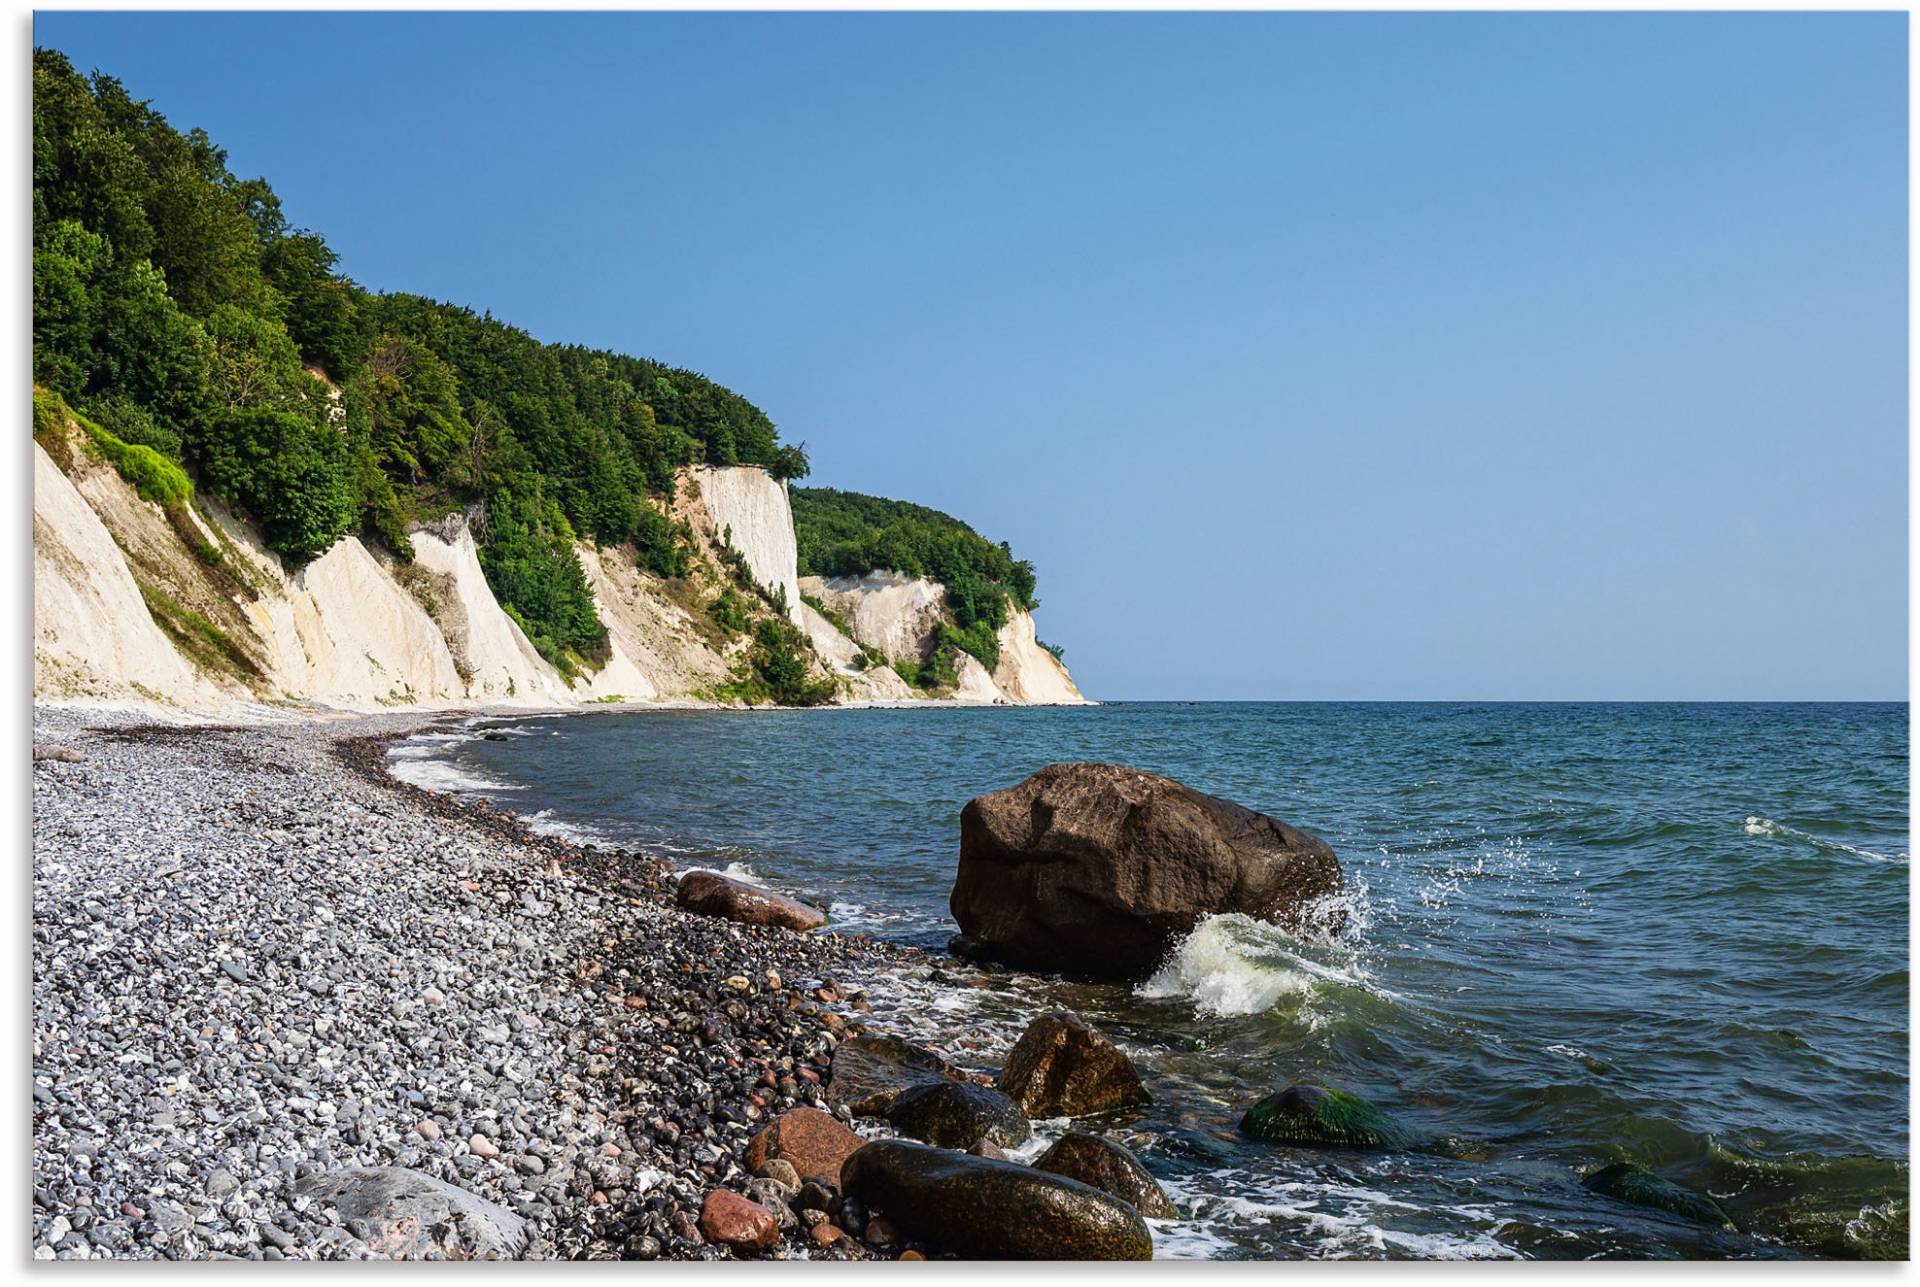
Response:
1582,1162,1736,1231
1239,1084,1427,1150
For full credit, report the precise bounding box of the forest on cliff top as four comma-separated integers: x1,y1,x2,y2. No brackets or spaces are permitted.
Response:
31,47,1042,684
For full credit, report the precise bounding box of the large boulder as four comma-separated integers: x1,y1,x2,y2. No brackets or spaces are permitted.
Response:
675,869,826,933
998,1012,1150,1118
842,1139,1153,1260
826,1035,969,1117
294,1167,528,1259
886,1080,1031,1150
1032,1132,1177,1220
950,763,1343,978
1239,1084,1427,1150
744,1107,866,1186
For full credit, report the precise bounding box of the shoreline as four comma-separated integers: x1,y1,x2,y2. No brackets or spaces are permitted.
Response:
31,704,932,1261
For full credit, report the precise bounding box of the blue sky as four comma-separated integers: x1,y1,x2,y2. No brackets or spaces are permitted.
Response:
36,12,1908,700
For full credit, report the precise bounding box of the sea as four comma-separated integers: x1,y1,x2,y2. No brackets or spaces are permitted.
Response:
387,701,1910,1260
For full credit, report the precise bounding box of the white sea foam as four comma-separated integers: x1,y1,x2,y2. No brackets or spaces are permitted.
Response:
1134,912,1379,1019
678,860,768,887
1744,815,1905,863
383,754,522,795
522,808,616,847
1156,1169,1521,1260
825,900,923,933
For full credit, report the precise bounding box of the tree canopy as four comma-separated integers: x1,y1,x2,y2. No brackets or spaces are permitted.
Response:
792,487,1038,673
31,45,796,662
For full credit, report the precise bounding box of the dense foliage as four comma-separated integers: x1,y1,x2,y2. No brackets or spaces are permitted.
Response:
792,487,1037,672
31,46,794,657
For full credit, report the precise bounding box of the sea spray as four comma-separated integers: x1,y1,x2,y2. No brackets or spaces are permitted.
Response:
1135,912,1379,1019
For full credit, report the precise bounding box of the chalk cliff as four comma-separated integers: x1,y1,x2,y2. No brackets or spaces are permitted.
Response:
802,571,1088,706
32,405,1084,711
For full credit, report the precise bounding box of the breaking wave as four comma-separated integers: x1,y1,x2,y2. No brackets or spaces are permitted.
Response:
1744,816,1905,864
1135,911,1380,1019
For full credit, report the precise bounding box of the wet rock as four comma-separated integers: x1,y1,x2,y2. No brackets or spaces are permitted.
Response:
998,1011,1150,1118
294,1167,528,1259
1239,1084,1427,1150
826,1035,969,1117
753,1159,802,1195
842,1139,1152,1260
675,870,826,933
743,1107,866,1186
951,763,1343,978
886,1080,1031,1150
968,1138,1009,1162
698,1189,781,1256
1583,1162,1736,1230
1032,1132,1176,1219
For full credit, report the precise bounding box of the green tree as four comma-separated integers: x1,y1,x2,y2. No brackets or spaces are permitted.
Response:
190,408,354,561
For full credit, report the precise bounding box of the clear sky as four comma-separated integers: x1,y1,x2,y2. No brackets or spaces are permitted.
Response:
35,12,1908,700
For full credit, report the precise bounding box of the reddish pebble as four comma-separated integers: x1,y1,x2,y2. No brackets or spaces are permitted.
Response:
623,996,648,1010
810,1223,846,1247
797,1068,820,1084
121,1202,144,1220
590,1191,608,1205
698,1189,780,1256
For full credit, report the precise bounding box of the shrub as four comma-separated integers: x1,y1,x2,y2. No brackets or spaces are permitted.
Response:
709,587,751,635
716,619,835,706
479,486,605,673
189,407,355,561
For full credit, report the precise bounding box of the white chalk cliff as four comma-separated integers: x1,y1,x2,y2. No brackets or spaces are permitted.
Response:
32,406,1084,712
802,570,1086,706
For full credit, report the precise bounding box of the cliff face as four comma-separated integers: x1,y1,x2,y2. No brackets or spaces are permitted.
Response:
801,571,1088,706
32,409,1085,712
689,464,801,615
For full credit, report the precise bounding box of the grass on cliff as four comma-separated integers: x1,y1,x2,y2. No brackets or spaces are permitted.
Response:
708,618,836,707
36,386,194,508
137,580,261,683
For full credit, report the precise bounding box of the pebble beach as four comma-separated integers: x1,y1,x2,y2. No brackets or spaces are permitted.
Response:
30,708,911,1261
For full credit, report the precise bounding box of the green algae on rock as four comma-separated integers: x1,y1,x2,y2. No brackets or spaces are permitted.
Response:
1582,1162,1737,1231
1239,1084,1428,1150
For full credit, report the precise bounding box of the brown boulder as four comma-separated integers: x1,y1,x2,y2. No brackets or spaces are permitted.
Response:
676,869,826,933
698,1189,780,1256
842,1139,1152,1260
826,1035,968,1117
1033,1132,1177,1219
743,1107,866,1185
951,762,1342,978
998,1011,1150,1118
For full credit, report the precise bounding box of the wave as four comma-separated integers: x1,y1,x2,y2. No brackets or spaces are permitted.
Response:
677,859,767,887
1135,912,1381,1019
383,753,523,795
1155,1168,1522,1260
522,807,617,847
1743,816,1905,864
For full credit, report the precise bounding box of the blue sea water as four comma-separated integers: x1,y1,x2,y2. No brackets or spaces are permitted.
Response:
390,702,1910,1259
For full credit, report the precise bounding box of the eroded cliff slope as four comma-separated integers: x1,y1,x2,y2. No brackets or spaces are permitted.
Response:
33,407,1084,711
